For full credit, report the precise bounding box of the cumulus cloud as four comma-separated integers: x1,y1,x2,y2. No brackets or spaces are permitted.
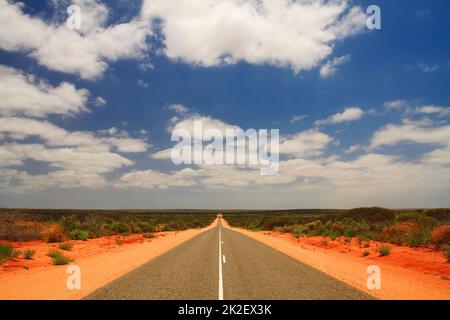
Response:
0,0,150,79
415,105,450,117
0,65,89,117
141,0,365,73
370,120,450,150
0,117,149,153
383,99,409,110
315,107,364,126
280,129,332,158
319,54,351,78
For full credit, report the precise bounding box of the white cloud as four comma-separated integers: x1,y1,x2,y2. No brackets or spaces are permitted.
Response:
315,107,364,126
383,99,409,110
166,104,189,114
141,0,365,73
290,115,307,124
370,120,450,149
415,105,450,117
0,65,89,117
0,0,151,79
280,129,332,158
319,54,351,78
0,117,149,153
94,96,107,107
344,144,361,154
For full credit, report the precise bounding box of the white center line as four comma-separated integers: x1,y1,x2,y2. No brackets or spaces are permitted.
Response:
218,218,224,300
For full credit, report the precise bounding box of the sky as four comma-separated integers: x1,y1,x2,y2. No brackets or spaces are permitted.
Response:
0,0,449,209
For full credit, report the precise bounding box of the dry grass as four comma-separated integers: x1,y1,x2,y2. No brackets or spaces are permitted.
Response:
41,224,66,243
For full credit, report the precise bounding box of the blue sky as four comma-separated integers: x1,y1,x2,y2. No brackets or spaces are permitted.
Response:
0,0,449,209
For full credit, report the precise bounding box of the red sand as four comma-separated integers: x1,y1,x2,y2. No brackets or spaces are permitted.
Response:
0,221,216,300
228,226,450,300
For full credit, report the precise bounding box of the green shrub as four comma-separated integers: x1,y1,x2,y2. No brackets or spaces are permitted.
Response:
362,251,370,257
58,242,73,251
110,222,131,234
23,248,36,260
0,243,14,262
47,248,73,265
378,245,391,257
59,215,81,232
396,212,439,228
69,229,89,241
137,222,155,233
52,253,73,265
47,248,61,258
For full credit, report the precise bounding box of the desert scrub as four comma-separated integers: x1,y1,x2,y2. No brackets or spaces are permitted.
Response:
0,243,21,264
110,222,131,234
115,238,124,245
41,224,66,243
378,245,391,257
47,249,73,265
445,247,450,263
69,229,89,241
23,248,36,260
362,251,370,257
431,225,450,249
58,242,73,251
52,253,73,265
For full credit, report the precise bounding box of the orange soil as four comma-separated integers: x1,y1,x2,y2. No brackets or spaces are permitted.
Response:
228,226,450,300
0,220,217,300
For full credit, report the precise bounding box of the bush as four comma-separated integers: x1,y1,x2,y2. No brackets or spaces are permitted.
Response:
444,248,450,263
362,251,370,257
52,253,73,265
23,248,36,260
136,221,155,233
115,239,124,245
47,248,61,258
47,249,73,265
431,225,450,248
110,222,131,234
378,245,391,257
0,243,14,261
41,224,66,243
58,242,73,251
396,212,439,228
59,215,80,232
69,229,89,241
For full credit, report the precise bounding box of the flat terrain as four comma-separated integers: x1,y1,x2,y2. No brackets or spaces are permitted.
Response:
86,219,371,300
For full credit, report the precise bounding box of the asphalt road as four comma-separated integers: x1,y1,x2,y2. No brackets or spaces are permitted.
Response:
86,219,372,300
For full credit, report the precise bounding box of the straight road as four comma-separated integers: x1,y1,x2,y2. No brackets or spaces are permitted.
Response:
86,219,372,300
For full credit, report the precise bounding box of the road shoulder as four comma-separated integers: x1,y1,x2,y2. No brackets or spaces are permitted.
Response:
225,223,450,300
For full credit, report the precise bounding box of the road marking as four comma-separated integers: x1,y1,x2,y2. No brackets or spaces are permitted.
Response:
223,255,226,264
218,219,224,300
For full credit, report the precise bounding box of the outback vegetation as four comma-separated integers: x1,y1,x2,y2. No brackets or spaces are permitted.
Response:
224,208,450,259
0,209,217,242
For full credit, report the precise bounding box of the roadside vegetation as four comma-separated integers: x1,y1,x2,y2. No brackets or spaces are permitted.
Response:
0,209,216,243
224,208,450,258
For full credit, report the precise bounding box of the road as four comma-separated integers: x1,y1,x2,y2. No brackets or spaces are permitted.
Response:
86,219,372,300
